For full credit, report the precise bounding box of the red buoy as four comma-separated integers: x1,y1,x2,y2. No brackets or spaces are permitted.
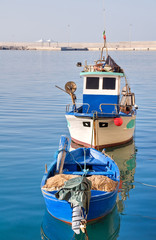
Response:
114,118,123,126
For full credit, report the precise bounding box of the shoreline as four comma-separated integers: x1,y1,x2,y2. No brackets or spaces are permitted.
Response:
0,41,156,51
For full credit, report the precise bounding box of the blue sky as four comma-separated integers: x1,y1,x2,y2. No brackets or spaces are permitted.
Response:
0,0,155,42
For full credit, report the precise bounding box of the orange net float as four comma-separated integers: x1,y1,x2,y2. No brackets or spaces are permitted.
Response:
93,63,103,71
114,117,123,126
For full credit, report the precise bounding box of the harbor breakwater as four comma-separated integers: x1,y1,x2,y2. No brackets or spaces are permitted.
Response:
0,41,156,51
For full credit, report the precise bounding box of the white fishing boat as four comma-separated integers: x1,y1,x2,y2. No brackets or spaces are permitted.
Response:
56,32,138,149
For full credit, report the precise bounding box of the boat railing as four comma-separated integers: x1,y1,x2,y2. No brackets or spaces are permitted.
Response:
66,103,90,113
99,103,119,115
66,103,124,115
84,64,95,72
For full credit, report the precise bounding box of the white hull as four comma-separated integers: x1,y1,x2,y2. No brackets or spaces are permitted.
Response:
65,115,136,149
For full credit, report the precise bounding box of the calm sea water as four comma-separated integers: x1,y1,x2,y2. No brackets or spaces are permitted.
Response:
0,50,156,240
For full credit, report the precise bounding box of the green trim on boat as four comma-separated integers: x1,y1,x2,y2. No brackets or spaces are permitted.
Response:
80,72,124,77
126,119,135,129
67,120,70,127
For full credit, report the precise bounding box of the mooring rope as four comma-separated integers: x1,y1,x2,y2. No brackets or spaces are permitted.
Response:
55,149,83,172
68,151,83,172
40,226,50,240
120,212,156,220
85,230,89,240
70,232,76,240
122,181,156,189
134,181,156,188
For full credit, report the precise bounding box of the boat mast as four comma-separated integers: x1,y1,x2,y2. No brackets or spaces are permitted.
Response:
100,30,108,61
101,2,108,61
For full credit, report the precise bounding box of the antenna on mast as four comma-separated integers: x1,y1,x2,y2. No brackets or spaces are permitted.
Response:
101,2,108,60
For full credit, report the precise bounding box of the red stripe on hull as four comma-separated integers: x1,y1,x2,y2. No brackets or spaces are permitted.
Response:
71,136,133,149
47,208,114,225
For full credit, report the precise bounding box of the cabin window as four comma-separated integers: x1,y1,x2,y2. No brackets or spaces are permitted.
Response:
86,77,99,89
83,122,90,127
102,77,116,90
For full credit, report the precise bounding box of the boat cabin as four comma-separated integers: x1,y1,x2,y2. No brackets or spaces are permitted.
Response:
80,72,124,114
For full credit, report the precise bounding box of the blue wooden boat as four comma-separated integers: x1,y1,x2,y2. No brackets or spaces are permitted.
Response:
41,136,120,232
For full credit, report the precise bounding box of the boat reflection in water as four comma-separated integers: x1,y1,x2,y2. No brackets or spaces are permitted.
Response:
41,210,73,240
41,141,136,239
71,140,137,213
41,205,120,240
105,140,137,213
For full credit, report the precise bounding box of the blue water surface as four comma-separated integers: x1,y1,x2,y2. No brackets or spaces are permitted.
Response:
0,50,156,240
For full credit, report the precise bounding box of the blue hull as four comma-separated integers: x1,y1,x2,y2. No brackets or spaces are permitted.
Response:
41,205,120,240
42,188,118,223
41,147,120,223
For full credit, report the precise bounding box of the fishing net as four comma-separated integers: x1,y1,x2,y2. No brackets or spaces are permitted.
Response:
88,175,118,192
42,174,118,192
42,174,79,191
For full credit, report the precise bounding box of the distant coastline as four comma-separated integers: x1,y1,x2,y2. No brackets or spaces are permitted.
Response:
0,41,156,51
